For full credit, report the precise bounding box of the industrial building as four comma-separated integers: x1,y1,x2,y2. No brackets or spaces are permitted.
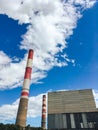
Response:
48,89,98,130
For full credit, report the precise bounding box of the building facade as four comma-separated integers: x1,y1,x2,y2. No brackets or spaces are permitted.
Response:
48,89,98,130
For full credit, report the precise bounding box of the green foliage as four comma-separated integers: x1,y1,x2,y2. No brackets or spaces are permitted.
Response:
0,123,21,130
0,123,43,130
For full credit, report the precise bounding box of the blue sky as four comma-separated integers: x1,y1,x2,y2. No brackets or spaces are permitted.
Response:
0,0,98,127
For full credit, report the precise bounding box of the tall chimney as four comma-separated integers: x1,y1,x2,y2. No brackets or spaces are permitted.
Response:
16,49,34,128
41,95,46,130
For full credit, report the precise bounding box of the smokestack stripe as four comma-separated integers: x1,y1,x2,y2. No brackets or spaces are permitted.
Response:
42,115,46,118
22,79,30,90
42,109,46,112
24,67,32,79
42,112,46,115
42,106,46,110
28,50,33,59
26,59,33,68
43,104,46,107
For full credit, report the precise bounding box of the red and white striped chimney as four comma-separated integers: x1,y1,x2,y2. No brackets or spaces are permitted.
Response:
41,95,46,130
16,49,34,128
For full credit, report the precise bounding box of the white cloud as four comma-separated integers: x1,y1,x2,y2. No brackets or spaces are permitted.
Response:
0,51,11,67
0,93,44,124
0,52,48,89
93,90,98,108
73,0,96,8
0,0,96,89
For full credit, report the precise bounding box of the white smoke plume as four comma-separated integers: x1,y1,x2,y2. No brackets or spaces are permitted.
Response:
0,0,96,89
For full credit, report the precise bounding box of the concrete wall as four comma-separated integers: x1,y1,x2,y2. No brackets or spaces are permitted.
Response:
48,89,97,114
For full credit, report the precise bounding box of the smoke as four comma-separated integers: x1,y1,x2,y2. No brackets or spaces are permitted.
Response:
0,0,96,89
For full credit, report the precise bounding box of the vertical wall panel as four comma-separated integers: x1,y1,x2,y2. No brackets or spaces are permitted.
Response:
70,113,76,128
55,114,59,129
59,114,63,129
48,114,55,129
82,113,88,128
62,114,67,128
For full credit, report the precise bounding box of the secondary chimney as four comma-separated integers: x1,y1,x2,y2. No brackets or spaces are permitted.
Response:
16,49,34,128
41,95,46,130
